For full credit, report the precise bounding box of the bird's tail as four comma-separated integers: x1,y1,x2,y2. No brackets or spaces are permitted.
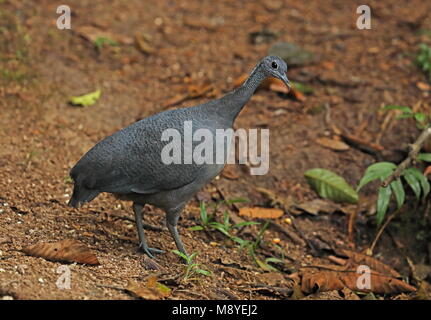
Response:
68,183,99,208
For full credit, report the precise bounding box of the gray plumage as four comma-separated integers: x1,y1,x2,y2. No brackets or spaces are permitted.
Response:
68,56,290,258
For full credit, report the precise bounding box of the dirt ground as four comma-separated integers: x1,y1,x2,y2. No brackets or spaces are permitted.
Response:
1,0,431,300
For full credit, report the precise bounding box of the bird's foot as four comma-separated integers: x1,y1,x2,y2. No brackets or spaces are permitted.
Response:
138,242,164,258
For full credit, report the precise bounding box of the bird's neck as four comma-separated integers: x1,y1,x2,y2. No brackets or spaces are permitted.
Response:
218,63,266,122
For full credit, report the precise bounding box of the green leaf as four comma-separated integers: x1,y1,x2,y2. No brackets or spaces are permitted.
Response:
395,113,414,120
225,198,249,205
188,226,204,231
234,221,260,228
189,252,197,261
390,179,405,209
255,258,279,272
265,257,285,264
195,269,212,276
304,168,358,204
381,105,412,113
94,36,118,50
405,167,430,199
172,249,189,262
403,168,421,199
69,89,101,107
210,223,230,236
155,282,172,295
417,153,431,162
223,211,230,227
414,112,427,124
199,202,208,224
232,236,245,245
357,162,397,191
292,81,314,94
377,186,392,225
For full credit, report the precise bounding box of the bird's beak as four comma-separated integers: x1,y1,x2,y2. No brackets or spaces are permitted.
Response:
280,73,291,91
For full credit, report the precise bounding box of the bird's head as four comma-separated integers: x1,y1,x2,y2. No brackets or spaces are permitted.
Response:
261,55,291,90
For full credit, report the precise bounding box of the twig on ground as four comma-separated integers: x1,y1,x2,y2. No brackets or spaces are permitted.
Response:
267,220,305,247
239,283,293,296
382,126,431,187
340,132,385,156
369,208,402,254
347,206,359,244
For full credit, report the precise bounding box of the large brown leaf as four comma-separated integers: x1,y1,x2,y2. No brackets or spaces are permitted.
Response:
339,249,401,278
22,239,99,265
300,269,416,295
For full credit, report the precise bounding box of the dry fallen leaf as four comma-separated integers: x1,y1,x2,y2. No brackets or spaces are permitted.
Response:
339,249,401,278
239,207,284,219
76,25,133,45
22,239,99,265
183,16,223,31
221,164,240,180
424,166,431,176
416,81,431,91
316,137,350,151
292,199,343,216
300,269,416,295
163,82,213,108
135,32,155,55
126,277,171,300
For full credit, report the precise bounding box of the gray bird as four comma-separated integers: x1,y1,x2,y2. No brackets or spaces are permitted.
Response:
68,56,290,259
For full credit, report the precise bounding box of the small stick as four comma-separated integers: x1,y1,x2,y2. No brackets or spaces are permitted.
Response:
369,208,401,254
381,126,431,187
347,206,358,244
340,133,385,153
267,220,304,246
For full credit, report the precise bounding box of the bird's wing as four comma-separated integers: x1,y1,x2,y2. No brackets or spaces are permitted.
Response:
75,124,205,195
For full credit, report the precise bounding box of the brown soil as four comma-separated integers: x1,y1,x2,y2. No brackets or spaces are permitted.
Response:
1,0,431,300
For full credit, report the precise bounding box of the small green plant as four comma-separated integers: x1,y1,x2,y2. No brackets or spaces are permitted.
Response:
357,162,430,225
93,37,118,51
382,105,429,129
292,81,314,94
416,43,431,81
190,201,258,236
231,221,283,271
190,202,284,271
172,250,211,281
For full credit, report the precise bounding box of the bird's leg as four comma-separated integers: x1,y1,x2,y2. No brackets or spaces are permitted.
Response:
166,205,189,261
133,203,164,258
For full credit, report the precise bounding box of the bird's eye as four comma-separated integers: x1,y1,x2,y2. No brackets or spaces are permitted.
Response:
271,61,278,69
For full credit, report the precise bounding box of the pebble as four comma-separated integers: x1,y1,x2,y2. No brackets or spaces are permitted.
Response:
38,278,44,283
